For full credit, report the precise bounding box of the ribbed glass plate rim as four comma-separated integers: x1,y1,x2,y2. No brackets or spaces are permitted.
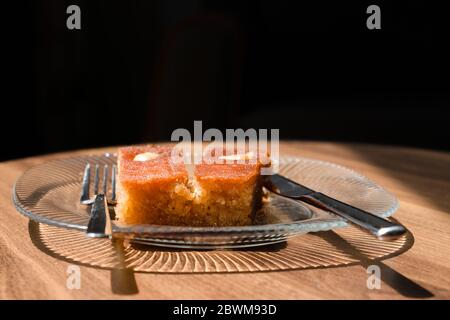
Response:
12,153,399,236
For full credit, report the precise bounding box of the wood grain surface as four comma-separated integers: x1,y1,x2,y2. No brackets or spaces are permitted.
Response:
1,142,449,299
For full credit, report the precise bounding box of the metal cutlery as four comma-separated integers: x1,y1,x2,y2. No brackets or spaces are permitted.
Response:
80,163,117,205
79,162,406,240
263,174,406,240
80,163,116,238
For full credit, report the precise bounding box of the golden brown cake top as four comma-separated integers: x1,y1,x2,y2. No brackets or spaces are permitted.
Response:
118,145,270,183
118,145,187,182
195,147,269,182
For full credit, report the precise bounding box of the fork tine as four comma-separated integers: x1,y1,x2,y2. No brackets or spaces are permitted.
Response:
102,164,109,195
93,164,100,195
111,164,117,202
81,162,118,206
80,163,91,204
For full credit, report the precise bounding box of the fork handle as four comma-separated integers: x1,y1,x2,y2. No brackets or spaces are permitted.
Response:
301,192,406,240
86,194,112,238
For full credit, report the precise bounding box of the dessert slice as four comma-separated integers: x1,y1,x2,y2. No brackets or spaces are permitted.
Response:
116,145,192,225
192,155,263,226
116,145,266,226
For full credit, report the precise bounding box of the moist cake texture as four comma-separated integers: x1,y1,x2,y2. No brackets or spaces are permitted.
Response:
116,145,265,226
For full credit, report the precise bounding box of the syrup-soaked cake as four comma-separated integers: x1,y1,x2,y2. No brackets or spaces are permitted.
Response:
116,145,267,226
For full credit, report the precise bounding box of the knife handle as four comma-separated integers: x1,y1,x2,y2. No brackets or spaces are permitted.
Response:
302,192,406,240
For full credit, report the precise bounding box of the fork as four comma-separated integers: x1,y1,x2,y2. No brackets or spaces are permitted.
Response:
80,163,117,238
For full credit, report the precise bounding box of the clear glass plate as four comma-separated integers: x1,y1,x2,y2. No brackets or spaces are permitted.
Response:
13,153,399,248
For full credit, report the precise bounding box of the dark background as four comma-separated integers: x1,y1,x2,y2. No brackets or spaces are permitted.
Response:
3,0,449,161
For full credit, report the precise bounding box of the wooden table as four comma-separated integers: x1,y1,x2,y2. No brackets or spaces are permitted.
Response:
1,142,450,299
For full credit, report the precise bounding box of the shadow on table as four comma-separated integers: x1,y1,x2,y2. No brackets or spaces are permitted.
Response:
28,221,139,295
310,143,445,298
28,221,288,295
28,216,430,298
314,227,433,298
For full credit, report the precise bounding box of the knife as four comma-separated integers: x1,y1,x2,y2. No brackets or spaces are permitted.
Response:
263,174,406,240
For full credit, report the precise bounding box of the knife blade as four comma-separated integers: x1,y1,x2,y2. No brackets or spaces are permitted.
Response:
263,174,406,240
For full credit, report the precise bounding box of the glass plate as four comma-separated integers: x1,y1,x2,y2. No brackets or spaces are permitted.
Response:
13,153,399,248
